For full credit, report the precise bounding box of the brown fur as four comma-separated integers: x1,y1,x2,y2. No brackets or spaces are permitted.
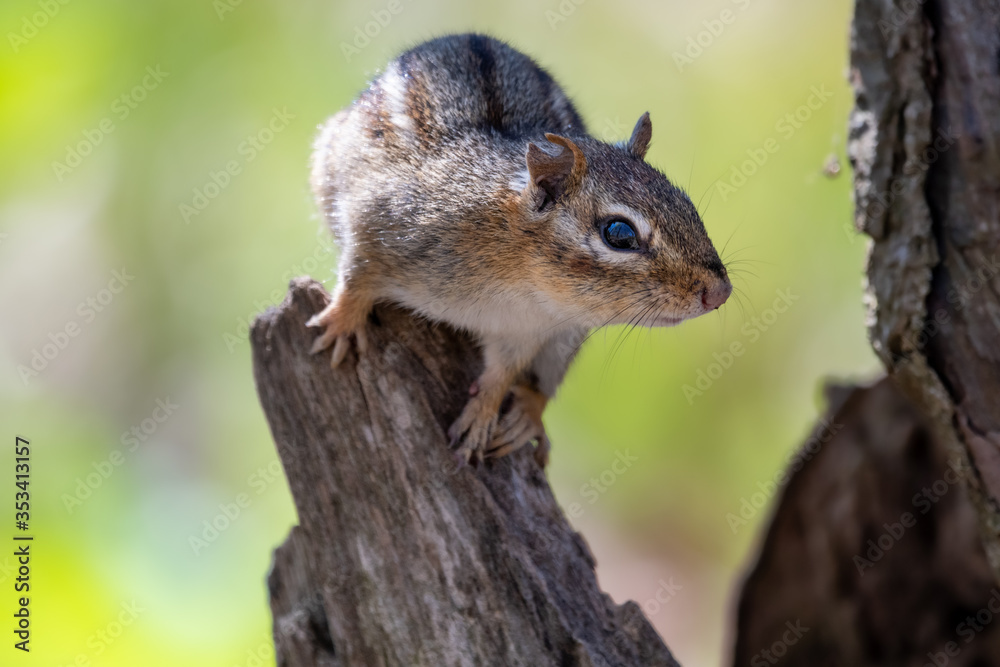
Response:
307,33,731,465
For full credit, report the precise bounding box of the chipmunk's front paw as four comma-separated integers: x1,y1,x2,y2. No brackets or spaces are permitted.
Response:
448,398,499,467
488,385,550,467
306,300,369,368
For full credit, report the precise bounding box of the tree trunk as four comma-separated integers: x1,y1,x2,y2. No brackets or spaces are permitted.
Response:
732,0,1000,663
850,0,1000,572
251,278,679,667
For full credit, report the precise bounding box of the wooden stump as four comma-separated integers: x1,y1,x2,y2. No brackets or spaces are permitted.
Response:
251,278,679,667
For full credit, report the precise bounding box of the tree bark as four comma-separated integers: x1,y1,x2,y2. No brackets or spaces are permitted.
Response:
732,0,1000,662
849,0,1000,573
251,278,679,667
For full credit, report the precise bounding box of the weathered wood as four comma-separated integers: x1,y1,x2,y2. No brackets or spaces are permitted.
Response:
252,278,679,667
733,379,1000,666
848,0,1000,575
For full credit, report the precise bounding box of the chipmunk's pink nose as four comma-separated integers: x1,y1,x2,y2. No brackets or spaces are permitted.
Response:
702,281,732,311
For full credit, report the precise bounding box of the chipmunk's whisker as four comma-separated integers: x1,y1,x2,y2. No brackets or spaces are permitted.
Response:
570,288,657,356
602,297,660,381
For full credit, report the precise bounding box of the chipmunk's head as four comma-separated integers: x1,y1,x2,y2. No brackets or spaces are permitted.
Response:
516,113,732,329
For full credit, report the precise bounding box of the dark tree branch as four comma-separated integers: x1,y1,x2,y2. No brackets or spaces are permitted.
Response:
733,380,1000,665
252,278,679,667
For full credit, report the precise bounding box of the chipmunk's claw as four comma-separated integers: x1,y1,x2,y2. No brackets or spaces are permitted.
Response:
330,335,351,367
309,327,337,355
307,307,369,369
486,385,550,467
533,434,551,468
306,287,373,368
451,448,470,470
448,406,495,467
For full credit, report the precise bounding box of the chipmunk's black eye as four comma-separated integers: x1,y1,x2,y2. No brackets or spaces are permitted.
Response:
601,219,640,251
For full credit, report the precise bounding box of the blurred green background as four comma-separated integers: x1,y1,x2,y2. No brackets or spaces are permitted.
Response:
0,0,878,664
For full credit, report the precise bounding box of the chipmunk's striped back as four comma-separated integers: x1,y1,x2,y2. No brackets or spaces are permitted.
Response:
360,34,586,144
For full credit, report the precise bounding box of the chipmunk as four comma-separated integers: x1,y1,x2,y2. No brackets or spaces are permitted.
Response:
308,33,731,467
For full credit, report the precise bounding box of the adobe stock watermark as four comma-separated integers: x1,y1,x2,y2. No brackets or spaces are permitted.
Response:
715,84,834,202
638,577,682,617
188,459,285,556
923,588,1000,666
545,0,587,31
51,66,169,182
222,239,336,352
340,0,413,62
672,0,753,72
877,0,927,37
179,107,294,224
597,117,627,143
213,0,243,21
0,557,14,586
750,620,809,666
726,418,842,533
853,457,963,575
62,397,180,514
233,632,274,667
17,268,135,386
682,287,799,404
55,599,145,667
564,449,639,520
7,0,72,54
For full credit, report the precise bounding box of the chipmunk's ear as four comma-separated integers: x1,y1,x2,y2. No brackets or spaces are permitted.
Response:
524,133,587,211
626,112,652,160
